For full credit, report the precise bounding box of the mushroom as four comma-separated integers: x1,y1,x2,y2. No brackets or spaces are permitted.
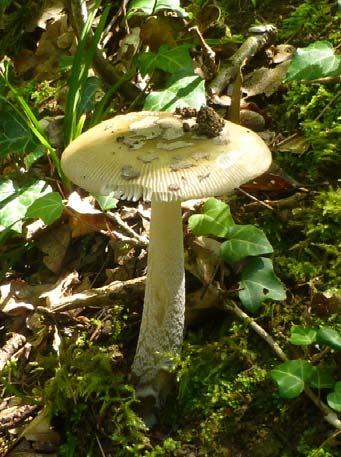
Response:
61,111,272,423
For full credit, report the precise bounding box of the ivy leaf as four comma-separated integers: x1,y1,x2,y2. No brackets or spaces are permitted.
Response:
0,179,16,203
220,225,273,263
23,146,45,170
289,326,317,346
0,180,52,233
271,360,313,398
188,198,234,238
327,382,341,412
127,0,187,17
94,192,118,211
286,41,341,81
78,76,101,114
239,257,286,312
138,45,193,76
308,366,336,389
0,109,41,157
316,327,341,351
144,74,206,111
26,192,64,225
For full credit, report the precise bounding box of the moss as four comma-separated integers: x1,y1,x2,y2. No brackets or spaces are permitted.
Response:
275,189,341,290
272,82,341,182
41,342,149,456
278,0,336,43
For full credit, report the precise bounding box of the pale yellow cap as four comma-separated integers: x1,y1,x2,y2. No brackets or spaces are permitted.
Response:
61,111,272,201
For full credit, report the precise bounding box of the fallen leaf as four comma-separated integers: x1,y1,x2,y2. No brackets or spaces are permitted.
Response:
243,61,291,97
240,171,295,193
140,15,182,51
276,135,310,154
266,44,295,64
186,236,221,284
36,225,71,273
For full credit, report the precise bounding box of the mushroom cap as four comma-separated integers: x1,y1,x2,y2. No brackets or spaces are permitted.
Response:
61,111,272,202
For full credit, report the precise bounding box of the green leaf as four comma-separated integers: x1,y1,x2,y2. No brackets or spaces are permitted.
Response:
127,0,187,17
308,366,336,389
239,257,286,312
289,326,317,346
0,109,41,157
138,45,193,76
286,41,341,81
220,225,273,263
26,192,64,225
271,360,313,398
327,382,341,412
0,179,16,203
23,146,45,170
144,74,206,111
78,76,101,114
94,193,118,211
188,198,234,237
316,327,341,351
0,180,52,233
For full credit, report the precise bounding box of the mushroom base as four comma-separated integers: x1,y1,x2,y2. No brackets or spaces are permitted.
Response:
131,199,185,425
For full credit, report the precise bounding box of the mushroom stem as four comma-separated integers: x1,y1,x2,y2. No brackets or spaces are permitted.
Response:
131,198,185,409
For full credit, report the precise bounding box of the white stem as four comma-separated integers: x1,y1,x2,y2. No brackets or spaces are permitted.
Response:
131,199,185,400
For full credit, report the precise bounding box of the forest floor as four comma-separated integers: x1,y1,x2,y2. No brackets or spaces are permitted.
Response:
0,1,340,456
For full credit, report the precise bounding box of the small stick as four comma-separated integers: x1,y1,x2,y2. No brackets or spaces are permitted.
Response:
237,187,274,211
38,276,146,313
0,333,26,372
224,301,341,430
302,76,341,85
209,25,277,96
107,211,149,246
243,192,308,211
188,26,217,76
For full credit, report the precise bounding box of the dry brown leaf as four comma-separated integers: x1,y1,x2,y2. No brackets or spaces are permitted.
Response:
276,135,310,155
140,16,182,51
266,44,295,64
36,225,71,273
66,192,109,237
243,61,291,98
311,292,341,316
186,236,221,285
186,284,224,324
13,15,75,81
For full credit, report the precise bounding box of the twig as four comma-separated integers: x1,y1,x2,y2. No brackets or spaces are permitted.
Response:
243,192,308,212
188,26,217,77
107,211,149,247
209,25,277,96
276,132,299,148
302,76,341,85
0,333,26,372
314,90,341,122
237,187,274,211
224,301,341,430
38,276,146,314
0,404,38,432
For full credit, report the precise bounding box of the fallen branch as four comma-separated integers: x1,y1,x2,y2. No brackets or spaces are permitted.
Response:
243,191,309,211
209,25,277,96
0,333,26,372
0,403,38,433
39,276,146,313
224,301,341,430
68,0,140,99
